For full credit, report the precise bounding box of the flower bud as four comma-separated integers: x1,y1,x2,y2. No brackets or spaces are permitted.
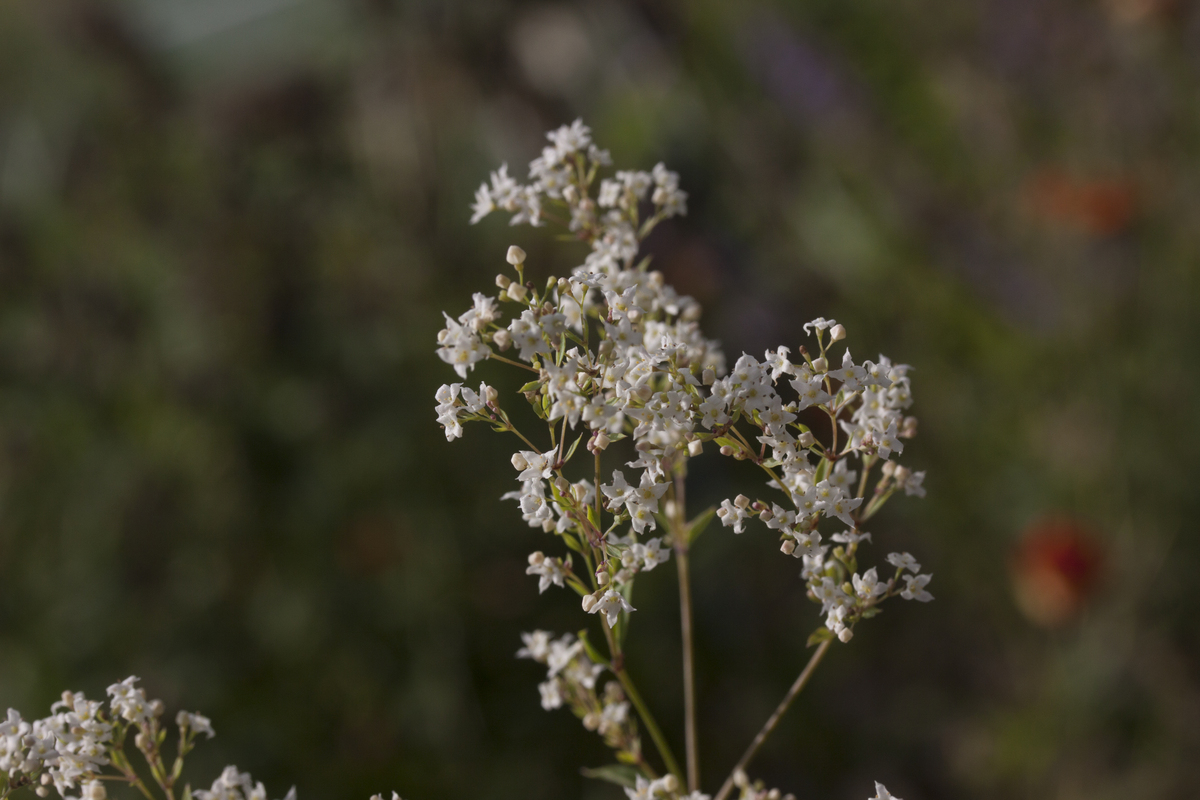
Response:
581,593,599,613
506,283,528,303
495,273,511,289
511,453,529,471
41,775,52,786
151,699,164,717
688,439,703,457
492,329,512,351
635,383,653,402
598,339,614,358
484,385,499,404
719,445,734,456
829,324,846,342
702,368,715,386
528,551,545,566
60,691,74,710
798,431,815,447
84,781,106,800
759,507,773,522
506,245,526,266
557,277,571,295
893,465,911,483
571,483,588,502
838,627,854,643
554,477,570,495
901,416,919,438
734,494,750,509
36,788,49,798
596,570,610,586
780,539,796,555
135,732,148,750
661,775,679,793
881,460,897,477
812,357,828,373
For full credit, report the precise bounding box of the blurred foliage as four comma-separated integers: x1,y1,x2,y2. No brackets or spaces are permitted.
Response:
1,1,1198,799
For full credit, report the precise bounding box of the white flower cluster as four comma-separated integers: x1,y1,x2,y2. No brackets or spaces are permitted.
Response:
625,774,708,800
194,766,295,800
438,120,931,800
0,678,402,800
516,631,643,763
698,332,933,644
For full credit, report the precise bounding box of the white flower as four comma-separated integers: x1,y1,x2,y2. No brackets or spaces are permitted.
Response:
886,552,921,573
106,676,152,726
526,555,568,594
898,469,926,498
436,313,489,378
630,537,671,571
716,498,750,534
800,547,829,581
508,311,551,362
589,589,635,627
852,568,885,600
176,711,215,739
830,349,867,393
900,574,934,602
538,679,563,710
790,374,832,410
870,782,903,800
803,317,837,335
875,417,903,460
828,459,857,492
546,635,584,676
832,529,872,545
517,630,553,662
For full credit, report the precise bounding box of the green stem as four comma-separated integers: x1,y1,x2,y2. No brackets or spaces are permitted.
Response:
487,352,540,373
712,638,833,800
616,667,684,783
601,623,684,782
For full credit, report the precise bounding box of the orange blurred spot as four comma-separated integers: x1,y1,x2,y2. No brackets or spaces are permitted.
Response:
1011,517,1103,627
1024,170,1136,236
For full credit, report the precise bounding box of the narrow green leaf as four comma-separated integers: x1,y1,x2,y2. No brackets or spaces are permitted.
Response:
806,627,834,647
686,506,717,545
577,629,609,666
518,379,543,393
563,432,585,465
814,457,831,483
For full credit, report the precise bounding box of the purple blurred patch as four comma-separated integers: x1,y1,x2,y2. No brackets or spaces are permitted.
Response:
739,13,860,126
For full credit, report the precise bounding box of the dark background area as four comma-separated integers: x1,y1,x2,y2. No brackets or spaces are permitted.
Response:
1,1,1198,799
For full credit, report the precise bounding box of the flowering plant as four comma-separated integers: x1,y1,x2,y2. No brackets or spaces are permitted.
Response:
436,120,931,800
0,676,399,800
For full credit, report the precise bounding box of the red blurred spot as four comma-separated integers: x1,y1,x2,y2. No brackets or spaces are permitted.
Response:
1011,517,1104,627
1024,170,1136,236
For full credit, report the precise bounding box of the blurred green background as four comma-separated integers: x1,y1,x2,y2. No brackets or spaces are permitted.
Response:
2,1,1198,798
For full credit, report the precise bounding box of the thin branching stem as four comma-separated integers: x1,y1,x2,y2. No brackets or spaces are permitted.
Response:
672,473,700,793
713,639,833,800
601,622,684,782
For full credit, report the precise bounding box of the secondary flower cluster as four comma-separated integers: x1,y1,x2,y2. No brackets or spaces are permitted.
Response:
0,678,401,800
436,120,929,799
516,632,644,766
